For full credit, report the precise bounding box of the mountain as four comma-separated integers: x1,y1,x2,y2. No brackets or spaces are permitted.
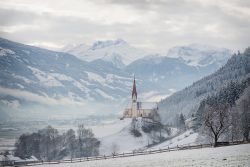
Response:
0,38,232,120
167,44,232,67
0,38,133,102
125,53,227,90
62,40,232,70
0,38,135,120
61,40,233,101
159,47,250,124
61,39,147,67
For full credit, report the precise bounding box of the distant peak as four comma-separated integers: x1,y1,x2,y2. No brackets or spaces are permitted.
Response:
61,43,89,52
115,38,127,45
90,39,128,50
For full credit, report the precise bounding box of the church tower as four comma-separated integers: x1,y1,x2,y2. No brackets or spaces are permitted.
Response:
131,76,138,117
122,75,157,119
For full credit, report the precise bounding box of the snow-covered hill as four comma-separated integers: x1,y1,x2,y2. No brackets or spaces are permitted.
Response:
149,130,198,150
31,143,250,167
86,117,199,155
97,118,177,155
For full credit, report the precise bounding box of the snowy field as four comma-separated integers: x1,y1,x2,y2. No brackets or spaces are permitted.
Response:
32,144,250,167
150,130,198,150
90,118,131,138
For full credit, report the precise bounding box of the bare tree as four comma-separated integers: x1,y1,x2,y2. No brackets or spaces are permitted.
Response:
202,104,230,147
77,124,85,157
77,124,100,157
65,129,76,159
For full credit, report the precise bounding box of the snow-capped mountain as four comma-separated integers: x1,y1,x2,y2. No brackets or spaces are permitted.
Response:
0,38,232,120
167,44,232,67
61,39,147,67
62,40,232,70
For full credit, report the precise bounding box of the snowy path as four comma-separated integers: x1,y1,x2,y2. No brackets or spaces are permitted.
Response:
32,144,250,167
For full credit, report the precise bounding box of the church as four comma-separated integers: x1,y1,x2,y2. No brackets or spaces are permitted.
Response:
123,77,158,118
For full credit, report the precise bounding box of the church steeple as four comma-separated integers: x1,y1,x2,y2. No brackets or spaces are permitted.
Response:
132,75,137,99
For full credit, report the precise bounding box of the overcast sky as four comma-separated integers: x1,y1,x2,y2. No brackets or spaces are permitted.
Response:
0,0,250,52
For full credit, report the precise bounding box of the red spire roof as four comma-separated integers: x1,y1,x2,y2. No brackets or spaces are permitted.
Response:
132,76,137,98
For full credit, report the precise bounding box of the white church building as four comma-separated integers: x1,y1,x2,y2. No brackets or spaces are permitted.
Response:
123,77,158,118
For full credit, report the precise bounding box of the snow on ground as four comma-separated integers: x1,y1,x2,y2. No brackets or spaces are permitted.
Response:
86,72,106,83
34,144,250,167
98,118,177,155
89,119,131,138
99,119,147,155
12,74,33,84
150,130,198,150
0,47,15,56
95,89,115,100
50,73,73,81
28,66,63,87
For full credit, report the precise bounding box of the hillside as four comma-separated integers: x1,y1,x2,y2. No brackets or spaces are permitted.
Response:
98,118,177,155
31,144,250,167
159,47,250,124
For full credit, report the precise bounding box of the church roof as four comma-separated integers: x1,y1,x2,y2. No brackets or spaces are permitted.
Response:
132,76,137,98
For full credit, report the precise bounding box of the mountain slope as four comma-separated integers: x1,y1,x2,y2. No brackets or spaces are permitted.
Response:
159,48,250,124
0,38,132,103
126,54,214,93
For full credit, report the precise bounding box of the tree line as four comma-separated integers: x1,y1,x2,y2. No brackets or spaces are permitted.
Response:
14,124,100,161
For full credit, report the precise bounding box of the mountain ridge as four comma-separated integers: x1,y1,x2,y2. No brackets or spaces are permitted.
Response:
61,40,232,69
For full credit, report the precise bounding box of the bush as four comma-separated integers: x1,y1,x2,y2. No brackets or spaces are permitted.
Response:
130,129,142,137
142,123,161,133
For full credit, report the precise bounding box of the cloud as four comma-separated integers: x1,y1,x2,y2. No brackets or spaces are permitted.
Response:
0,87,85,107
0,0,250,51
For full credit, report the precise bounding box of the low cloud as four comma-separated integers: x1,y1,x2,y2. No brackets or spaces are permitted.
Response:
0,87,85,107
